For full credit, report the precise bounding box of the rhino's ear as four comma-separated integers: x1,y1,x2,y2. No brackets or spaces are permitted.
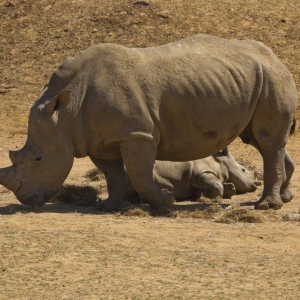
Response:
221,147,229,156
42,89,71,115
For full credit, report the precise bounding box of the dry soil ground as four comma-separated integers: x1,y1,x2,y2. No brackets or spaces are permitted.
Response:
1,0,300,299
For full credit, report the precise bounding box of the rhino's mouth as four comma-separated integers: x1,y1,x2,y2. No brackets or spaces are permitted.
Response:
28,196,47,208
249,183,258,192
15,187,54,209
238,181,258,193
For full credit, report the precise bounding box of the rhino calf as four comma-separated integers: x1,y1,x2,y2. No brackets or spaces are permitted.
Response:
125,148,258,202
0,34,297,214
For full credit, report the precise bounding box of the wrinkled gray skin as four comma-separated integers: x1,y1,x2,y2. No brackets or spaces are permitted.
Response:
125,148,258,202
0,34,297,214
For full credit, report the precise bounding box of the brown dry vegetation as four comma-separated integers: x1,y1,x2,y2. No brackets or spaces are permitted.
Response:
1,0,300,299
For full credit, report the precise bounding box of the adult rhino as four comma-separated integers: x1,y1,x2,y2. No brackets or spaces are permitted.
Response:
0,34,297,214
125,148,258,202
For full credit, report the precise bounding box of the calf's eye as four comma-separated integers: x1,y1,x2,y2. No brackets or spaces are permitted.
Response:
35,157,42,161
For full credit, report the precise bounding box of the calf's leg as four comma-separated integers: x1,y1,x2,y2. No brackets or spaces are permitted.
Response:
222,182,236,198
191,173,224,199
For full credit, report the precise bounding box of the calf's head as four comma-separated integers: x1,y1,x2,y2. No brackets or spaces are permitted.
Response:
214,148,258,193
0,89,75,208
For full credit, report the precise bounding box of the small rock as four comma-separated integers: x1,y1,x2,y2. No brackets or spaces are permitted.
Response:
281,19,286,23
43,5,52,11
92,29,98,33
134,1,150,6
5,1,15,7
157,11,170,19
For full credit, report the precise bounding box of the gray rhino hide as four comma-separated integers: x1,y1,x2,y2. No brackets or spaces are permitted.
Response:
0,34,297,214
125,149,258,202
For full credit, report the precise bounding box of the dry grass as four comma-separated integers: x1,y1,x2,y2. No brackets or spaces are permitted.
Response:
54,184,98,206
113,202,270,224
282,212,300,222
216,208,265,224
84,167,105,182
121,207,150,217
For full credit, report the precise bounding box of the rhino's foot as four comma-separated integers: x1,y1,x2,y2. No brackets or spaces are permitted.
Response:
163,189,175,208
95,198,129,212
223,182,236,199
281,189,294,203
254,196,283,210
148,190,175,216
149,204,172,216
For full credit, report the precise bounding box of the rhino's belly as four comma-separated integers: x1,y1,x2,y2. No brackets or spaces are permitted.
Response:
156,122,247,161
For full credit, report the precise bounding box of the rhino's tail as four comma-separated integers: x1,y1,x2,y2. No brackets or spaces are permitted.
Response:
290,117,296,135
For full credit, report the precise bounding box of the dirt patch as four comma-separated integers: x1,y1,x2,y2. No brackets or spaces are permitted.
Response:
1,0,300,299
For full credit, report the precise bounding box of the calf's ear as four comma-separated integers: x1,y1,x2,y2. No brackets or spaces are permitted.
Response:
42,89,71,116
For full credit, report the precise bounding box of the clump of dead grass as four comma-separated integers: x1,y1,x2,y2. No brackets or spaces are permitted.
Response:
261,209,282,222
55,184,98,206
173,204,223,219
85,168,105,182
121,207,150,217
216,208,265,224
172,209,204,219
196,194,223,204
282,212,300,222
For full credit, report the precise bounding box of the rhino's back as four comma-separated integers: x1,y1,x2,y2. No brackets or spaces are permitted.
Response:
46,35,296,161
136,36,266,159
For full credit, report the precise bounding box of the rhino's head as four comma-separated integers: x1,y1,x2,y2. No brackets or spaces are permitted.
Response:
0,89,75,208
214,148,258,193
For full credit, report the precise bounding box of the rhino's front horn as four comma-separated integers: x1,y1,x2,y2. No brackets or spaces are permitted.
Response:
0,165,19,192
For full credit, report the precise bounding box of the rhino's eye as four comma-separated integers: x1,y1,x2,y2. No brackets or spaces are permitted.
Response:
35,157,42,161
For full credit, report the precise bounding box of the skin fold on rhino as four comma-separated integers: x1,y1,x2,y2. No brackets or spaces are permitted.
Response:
0,34,297,214
123,148,258,203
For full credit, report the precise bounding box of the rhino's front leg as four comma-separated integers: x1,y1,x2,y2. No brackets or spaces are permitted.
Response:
89,158,129,211
192,173,224,199
119,139,175,215
222,182,236,198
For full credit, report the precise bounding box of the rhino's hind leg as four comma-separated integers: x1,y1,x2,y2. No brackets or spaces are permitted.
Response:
90,158,129,212
280,150,295,203
119,139,175,215
254,147,285,210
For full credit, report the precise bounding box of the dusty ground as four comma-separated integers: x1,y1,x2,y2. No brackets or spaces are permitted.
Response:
1,0,300,299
